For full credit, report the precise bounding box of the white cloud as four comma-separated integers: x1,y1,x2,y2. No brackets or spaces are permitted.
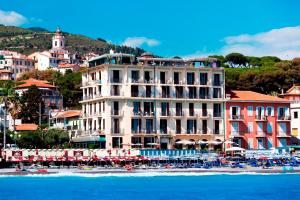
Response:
221,26,300,59
0,10,27,26
122,37,160,48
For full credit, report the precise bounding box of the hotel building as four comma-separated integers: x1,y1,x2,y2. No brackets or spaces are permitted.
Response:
226,91,291,149
77,52,225,149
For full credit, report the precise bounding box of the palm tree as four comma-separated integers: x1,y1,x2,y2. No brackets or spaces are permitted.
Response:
7,93,21,133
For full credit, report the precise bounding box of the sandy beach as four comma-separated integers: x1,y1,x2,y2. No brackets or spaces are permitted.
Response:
0,166,299,176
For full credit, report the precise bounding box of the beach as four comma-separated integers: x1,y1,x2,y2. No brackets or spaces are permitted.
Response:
0,166,299,176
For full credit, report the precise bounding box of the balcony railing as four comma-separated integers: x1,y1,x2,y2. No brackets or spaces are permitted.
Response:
160,111,171,117
229,115,244,120
175,111,185,117
256,131,266,137
277,131,290,137
255,115,267,121
111,110,123,117
277,115,291,121
230,131,243,137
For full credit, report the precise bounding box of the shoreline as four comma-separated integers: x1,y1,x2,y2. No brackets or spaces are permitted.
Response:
0,167,299,176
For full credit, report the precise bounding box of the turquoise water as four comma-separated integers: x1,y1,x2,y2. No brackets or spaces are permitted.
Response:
0,174,299,200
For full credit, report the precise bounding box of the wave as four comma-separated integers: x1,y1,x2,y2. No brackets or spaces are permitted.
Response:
0,171,299,178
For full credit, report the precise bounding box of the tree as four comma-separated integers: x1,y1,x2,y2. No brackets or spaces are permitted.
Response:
17,129,69,149
225,53,248,68
19,85,45,124
7,93,21,132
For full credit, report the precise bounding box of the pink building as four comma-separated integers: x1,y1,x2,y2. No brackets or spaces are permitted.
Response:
226,91,291,149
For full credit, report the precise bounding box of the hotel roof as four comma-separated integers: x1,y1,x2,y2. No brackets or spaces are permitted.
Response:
228,90,289,102
16,78,56,89
52,110,81,118
15,123,38,131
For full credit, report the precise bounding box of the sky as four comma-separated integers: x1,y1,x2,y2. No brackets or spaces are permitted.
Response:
1,0,300,59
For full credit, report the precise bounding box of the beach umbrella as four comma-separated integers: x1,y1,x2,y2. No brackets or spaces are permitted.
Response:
225,147,245,152
175,140,195,145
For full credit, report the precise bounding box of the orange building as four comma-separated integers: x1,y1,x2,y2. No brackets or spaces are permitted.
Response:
226,91,291,149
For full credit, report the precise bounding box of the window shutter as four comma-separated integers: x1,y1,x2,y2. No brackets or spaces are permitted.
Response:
271,107,274,116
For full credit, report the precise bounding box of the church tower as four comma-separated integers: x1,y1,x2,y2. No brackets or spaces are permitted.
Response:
52,27,65,50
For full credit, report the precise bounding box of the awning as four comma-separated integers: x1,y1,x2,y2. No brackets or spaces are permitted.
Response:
71,135,100,142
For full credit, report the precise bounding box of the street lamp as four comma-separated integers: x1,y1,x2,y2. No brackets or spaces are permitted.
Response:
10,131,21,145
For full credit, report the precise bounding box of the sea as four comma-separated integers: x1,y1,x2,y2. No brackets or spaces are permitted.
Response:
0,173,299,200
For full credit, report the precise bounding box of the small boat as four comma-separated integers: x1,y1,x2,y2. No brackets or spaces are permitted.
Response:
36,169,48,173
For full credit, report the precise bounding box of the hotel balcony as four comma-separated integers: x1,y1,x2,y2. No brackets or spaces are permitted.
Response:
277,115,291,121
229,115,244,121
110,110,123,117
111,128,125,135
255,115,267,121
230,131,244,137
255,131,266,137
160,111,172,118
132,129,157,135
82,95,93,100
131,111,142,117
142,111,155,117
277,131,291,138
214,129,223,135
198,112,210,119
173,111,185,118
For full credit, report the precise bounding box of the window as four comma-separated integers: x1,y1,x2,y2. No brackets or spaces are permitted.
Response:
230,106,240,119
213,103,221,117
112,137,123,148
247,106,253,116
213,88,221,98
266,106,274,116
131,70,139,82
160,71,166,84
247,122,253,133
267,122,273,133
186,72,195,85
213,74,221,86
294,111,298,119
200,73,208,85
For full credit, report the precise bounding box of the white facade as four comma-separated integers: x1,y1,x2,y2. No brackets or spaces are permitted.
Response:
0,50,34,80
29,27,77,71
77,53,225,150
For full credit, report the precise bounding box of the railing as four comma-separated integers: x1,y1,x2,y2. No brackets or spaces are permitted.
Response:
277,131,290,137
255,115,267,121
160,111,172,117
199,95,210,99
111,128,124,135
111,110,123,117
277,115,291,121
229,115,244,120
174,111,185,117
256,131,266,137
230,131,243,137
213,113,222,118
142,111,155,117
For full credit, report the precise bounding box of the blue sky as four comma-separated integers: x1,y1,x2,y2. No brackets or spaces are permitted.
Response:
1,0,300,59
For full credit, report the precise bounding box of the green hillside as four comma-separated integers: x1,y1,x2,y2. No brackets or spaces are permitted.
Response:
0,25,144,56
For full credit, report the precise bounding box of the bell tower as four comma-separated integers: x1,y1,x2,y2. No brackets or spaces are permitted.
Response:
52,27,65,50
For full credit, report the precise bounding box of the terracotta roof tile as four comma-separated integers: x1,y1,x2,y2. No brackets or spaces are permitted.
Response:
54,110,81,118
228,90,288,102
15,123,38,131
16,78,55,89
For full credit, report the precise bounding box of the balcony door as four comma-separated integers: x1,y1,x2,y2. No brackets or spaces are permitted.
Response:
231,122,239,135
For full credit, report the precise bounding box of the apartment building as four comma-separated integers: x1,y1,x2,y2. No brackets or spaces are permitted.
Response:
226,91,291,149
281,86,300,144
77,52,225,149
0,50,34,80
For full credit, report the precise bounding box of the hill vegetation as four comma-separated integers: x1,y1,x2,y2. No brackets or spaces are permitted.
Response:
210,53,300,95
0,25,144,56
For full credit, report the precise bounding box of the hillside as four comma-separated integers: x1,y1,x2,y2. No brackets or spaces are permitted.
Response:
0,25,145,56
